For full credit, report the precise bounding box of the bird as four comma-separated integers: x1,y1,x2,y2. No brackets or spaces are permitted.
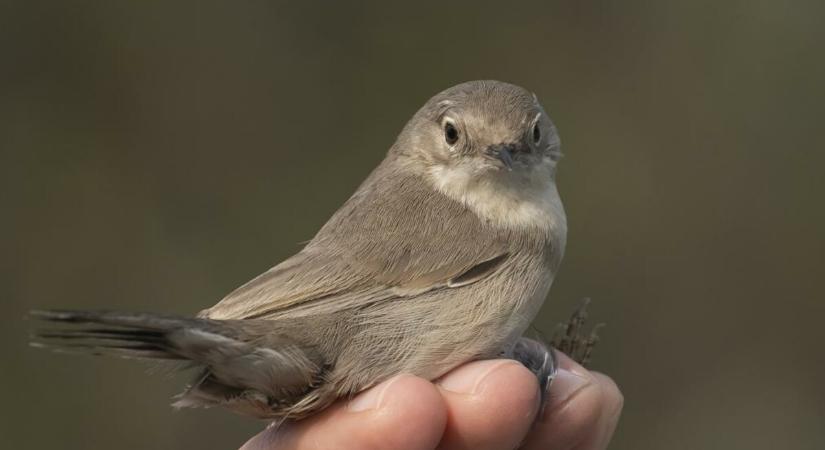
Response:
31,80,568,421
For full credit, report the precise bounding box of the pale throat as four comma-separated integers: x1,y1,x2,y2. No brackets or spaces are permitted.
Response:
428,162,567,238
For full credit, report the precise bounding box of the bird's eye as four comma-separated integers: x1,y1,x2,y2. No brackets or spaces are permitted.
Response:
532,122,541,144
444,122,459,146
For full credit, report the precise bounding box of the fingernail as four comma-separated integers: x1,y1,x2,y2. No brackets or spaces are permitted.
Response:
543,368,591,418
437,360,520,395
347,375,402,412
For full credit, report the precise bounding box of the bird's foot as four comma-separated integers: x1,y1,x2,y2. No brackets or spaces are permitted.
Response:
550,298,604,368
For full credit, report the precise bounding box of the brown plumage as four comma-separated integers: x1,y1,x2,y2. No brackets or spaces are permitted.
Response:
31,80,567,420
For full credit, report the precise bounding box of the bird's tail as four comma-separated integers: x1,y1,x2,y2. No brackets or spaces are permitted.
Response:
30,309,329,418
30,309,227,359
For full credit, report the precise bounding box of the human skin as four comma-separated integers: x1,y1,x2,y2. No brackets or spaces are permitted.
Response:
240,351,623,450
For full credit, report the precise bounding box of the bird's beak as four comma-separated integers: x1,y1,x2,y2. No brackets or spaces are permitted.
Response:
485,144,514,171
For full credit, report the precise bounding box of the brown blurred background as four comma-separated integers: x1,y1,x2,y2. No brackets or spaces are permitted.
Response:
2,1,824,449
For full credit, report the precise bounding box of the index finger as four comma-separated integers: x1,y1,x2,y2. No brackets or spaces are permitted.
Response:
240,374,447,450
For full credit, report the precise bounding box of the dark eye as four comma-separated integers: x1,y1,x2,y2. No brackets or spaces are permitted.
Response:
532,122,541,144
444,122,459,145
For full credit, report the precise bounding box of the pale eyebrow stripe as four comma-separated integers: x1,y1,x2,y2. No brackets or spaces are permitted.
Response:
436,100,455,123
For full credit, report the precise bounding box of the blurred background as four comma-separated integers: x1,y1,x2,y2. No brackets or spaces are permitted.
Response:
2,1,824,449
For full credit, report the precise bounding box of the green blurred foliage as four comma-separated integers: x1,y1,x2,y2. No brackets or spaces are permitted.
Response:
2,1,823,449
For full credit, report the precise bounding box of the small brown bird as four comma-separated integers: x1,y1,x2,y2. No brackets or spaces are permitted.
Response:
32,80,569,420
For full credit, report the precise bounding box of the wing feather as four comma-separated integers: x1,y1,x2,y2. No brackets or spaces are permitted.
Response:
202,160,510,320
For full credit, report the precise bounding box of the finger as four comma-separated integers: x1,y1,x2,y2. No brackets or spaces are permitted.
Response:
521,352,623,450
240,374,448,450
435,359,541,450
578,373,623,450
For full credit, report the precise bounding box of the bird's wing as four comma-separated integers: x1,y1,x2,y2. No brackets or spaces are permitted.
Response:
201,163,512,320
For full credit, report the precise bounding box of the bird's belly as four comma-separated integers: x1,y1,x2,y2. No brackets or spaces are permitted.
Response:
465,262,555,360
340,258,555,389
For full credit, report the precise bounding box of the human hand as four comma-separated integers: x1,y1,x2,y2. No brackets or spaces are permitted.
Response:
240,351,622,450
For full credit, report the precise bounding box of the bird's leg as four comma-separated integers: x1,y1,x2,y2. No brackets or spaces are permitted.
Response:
506,336,557,415
506,298,604,416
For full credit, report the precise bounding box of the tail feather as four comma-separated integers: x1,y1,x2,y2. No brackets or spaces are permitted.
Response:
30,309,329,418
29,339,178,360
34,328,165,342
30,309,212,360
